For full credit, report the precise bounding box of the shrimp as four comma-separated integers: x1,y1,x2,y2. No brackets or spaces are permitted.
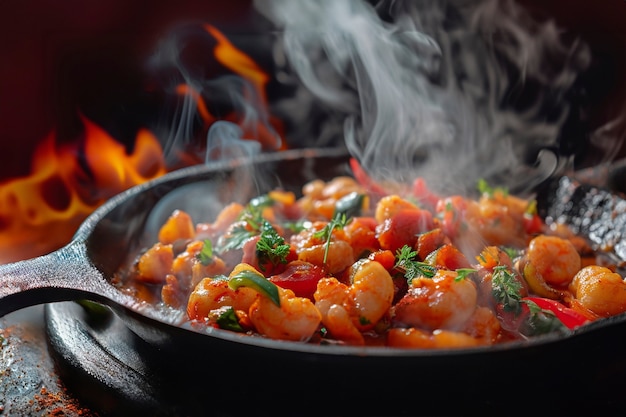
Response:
313,278,365,345
527,235,581,286
349,259,395,329
171,240,227,289
374,195,420,223
569,265,626,317
297,241,355,275
291,221,355,274
186,263,259,320
392,269,478,331
248,287,322,342
298,176,365,220
187,278,259,320
158,209,195,245
136,243,173,284
459,190,534,248
388,296,498,349
314,259,395,345
461,306,501,344
387,327,481,349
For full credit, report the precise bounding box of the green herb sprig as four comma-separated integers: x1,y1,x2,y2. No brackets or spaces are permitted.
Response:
394,245,437,282
219,195,274,252
394,245,476,283
491,265,523,314
196,239,214,266
256,221,290,271
313,213,351,265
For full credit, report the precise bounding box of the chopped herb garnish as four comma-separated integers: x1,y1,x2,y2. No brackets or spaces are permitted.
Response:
313,213,351,265
219,224,255,252
283,220,307,234
491,265,523,314
477,179,508,198
256,221,291,271
454,268,477,281
501,246,520,261
394,245,437,282
196,239,214,266
319,327,328,338
395,245,479,284
219,194,275,252
216,307,244,332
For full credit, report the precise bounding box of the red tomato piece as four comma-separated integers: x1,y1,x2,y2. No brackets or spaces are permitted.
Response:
345,216,380,257
367,249,396,270
415,228,447,260
435,196,467,239
424,243,471,270
411,177,441,211
523,213,544,235
349,158,387,195
269,260,326,300
376,209,435,253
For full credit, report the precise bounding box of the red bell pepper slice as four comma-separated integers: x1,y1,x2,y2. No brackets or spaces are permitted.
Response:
523,297,589,329
349,158,388,195
268,260,326,300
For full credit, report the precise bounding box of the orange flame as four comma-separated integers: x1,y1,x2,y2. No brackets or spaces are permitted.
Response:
204,24,269,103
175,25,286,151
0,117,166,263
0,26,286,263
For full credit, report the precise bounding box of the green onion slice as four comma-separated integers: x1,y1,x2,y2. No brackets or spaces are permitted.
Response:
228,270,281,307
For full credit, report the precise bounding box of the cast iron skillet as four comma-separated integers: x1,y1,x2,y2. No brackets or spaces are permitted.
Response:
1,147,626,415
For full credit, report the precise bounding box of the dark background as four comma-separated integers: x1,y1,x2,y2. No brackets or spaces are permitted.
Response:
0,0,624,180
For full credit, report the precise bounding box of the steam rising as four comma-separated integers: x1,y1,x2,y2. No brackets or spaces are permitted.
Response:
205,121,262,162
256,0,595,195
148,25,281,166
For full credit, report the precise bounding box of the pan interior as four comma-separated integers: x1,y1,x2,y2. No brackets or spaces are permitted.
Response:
75,148,626,358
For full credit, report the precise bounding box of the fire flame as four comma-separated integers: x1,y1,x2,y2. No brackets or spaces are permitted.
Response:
205,24,269,104
0,116,166,263
175,24,286,151
0,25,284,263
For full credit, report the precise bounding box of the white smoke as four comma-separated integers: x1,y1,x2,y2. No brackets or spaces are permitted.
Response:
256,0,595,195
148,24,281,167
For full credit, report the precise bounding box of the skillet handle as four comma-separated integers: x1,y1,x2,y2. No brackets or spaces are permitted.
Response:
0,241,122,317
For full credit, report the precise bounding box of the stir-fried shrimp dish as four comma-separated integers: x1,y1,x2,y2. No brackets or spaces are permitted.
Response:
115,160,626,349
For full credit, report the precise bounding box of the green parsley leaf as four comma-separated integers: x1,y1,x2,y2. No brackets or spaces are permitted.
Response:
218,224,255,252
256,221,291,271
501,246,520,261
216,307,244,332
196,239,214,266
218,194,275,252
